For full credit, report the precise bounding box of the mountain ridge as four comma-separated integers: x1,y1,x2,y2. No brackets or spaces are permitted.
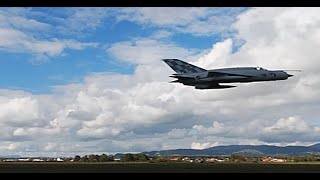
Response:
143,143,320,156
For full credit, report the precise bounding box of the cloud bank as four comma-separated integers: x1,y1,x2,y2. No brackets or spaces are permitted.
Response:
0,7,319,156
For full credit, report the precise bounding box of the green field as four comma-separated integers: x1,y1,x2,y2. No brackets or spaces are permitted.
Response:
1,162,320,173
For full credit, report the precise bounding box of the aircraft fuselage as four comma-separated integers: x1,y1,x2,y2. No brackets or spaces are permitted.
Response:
163,59,295,89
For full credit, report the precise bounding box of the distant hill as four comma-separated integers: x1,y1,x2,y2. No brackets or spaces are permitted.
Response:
143,143,320,157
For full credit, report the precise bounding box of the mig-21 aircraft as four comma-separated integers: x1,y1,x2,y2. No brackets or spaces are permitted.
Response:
163,59,298,89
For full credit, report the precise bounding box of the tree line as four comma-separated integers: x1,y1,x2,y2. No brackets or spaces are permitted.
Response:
74,154,114,162
73,153,320,163
73,153,149,162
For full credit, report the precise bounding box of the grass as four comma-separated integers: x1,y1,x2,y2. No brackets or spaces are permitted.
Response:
1,162,320,173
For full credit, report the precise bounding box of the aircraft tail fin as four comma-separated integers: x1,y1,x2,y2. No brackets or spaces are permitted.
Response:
163,59,207,74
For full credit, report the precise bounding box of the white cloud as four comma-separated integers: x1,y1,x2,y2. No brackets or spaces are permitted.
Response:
107,37,200,65
191,142,219,149
13,127,60,137
0,8,98,60
167,128,189,139
7,143,19,150
192,121,226,135
117,8,210,26
150,30,173,39
55,8,113,35
194,38,233,68
0,97,42,127
0,28,97,58
116,7,246,36
0,143,21,151
44,143,57,151
0,13,51,32
264,116,308,133
233,7,320,71
77,127,122,138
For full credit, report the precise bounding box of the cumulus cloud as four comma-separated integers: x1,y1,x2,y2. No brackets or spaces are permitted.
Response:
0,8,98,60
194,39,234,68
260,116,320,143
264,116,308,133
107,37,201,65
233,7,320,71
1,8,320,156
192,121,226,135
0,97,42,127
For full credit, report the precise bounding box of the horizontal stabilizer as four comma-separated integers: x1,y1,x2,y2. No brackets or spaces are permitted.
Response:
170,74,196,78
195,84,236,89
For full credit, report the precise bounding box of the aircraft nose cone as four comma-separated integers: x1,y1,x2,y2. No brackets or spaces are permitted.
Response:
287,74,293,77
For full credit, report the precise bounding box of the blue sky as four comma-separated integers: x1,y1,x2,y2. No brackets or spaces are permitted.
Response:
0,7,247,93
1,7,320,157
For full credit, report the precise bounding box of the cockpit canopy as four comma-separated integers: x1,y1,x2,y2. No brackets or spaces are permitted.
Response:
256,67,267,70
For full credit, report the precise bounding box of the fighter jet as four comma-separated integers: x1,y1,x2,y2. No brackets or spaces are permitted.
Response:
163,59,297,89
